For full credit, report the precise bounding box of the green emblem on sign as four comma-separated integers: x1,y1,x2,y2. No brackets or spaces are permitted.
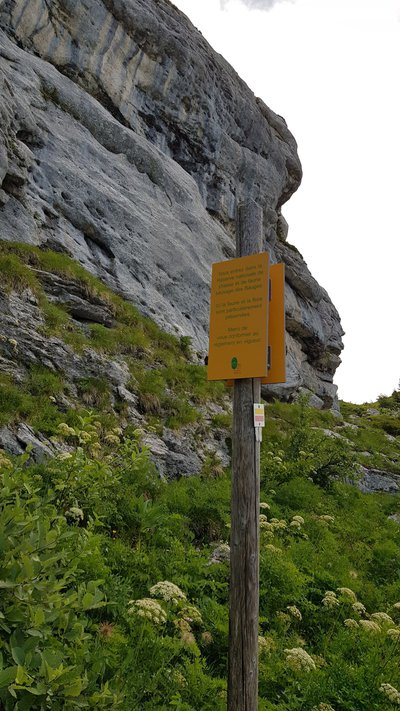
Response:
231,357,238,370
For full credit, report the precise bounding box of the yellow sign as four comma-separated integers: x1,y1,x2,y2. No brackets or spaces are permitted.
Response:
262,263,286,385
207,253,270,380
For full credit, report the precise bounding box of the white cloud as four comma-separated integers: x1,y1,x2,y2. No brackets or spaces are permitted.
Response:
220,0,295,10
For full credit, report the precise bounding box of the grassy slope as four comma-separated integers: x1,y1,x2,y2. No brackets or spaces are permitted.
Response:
0,242,226,436
1,244,400,709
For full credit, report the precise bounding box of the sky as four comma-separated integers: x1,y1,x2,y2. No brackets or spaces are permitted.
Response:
172,0,400,404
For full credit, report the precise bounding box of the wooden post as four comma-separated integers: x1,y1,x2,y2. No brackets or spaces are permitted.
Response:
227,202,263,710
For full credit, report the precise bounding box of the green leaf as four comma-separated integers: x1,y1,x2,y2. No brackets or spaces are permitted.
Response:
26,628,43,637
11,683,46,695
0,666,17,688
11,646,25,665
81,592,93,609
64,678,85,697
15,664,31,685
43,660,65,682
22,555,34,578
34,608,45,626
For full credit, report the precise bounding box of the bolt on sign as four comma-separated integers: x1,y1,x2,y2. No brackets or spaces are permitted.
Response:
207,253,286,383
207,253,270,380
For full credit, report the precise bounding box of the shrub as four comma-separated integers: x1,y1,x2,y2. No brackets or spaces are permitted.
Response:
0,456,119,708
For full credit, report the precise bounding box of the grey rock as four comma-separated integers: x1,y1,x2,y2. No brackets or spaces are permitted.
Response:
0,0,343,406
209,543,231,565
14,423,55,461
276,212,289,242
388,514,400,524
0,423,62,461
34,269,115,326
357,466,400,494
366,408,380,416
0,288,130,388
0,426,25,456
142,427,202,480
117,385,138,408
0,283,230,478
311,427,352,446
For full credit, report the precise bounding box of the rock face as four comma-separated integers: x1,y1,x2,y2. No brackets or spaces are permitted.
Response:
0,0,343,406
357,467,400,495
0,275,231,475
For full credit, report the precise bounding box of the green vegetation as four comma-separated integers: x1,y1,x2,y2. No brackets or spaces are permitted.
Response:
338,393,400,474
0,242,226,432
0,394,399,709
1,241,400,708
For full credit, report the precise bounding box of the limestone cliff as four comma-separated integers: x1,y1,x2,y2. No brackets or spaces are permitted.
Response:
0,0,343,406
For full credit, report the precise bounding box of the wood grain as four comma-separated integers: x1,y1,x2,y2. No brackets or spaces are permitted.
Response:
227,201,262,710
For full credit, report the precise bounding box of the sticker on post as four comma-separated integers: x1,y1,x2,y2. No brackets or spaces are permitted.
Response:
253,403,265,442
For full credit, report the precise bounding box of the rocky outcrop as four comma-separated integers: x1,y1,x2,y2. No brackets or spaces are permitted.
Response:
0,0,343,406
357,467,400,495
0,275,231,475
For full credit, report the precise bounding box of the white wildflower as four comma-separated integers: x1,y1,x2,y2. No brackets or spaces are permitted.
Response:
290,520,302,529
66,506,84,521
270,518,287,530
149,580,187,605
380,683,400,705
104,433,120,445
292,515,305,525
359,619,381,633
393,602,400,610
57,423,76,437
370,612,394,626
260,502,270,510
265,544,282,554
322,591,339,608
287,605,302,621
260,521,275,532
258,635,275,654
387,628,400,639
284,647,316,672
318,515,335,524
0,450,12,468
337,587,357,603
79,431,93,444
344,618,359,629
128,598,167,624
352,601,366,616
180,604,202,625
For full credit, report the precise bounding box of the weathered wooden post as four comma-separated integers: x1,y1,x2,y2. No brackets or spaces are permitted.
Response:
207,199,285,709
227,201,263,710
